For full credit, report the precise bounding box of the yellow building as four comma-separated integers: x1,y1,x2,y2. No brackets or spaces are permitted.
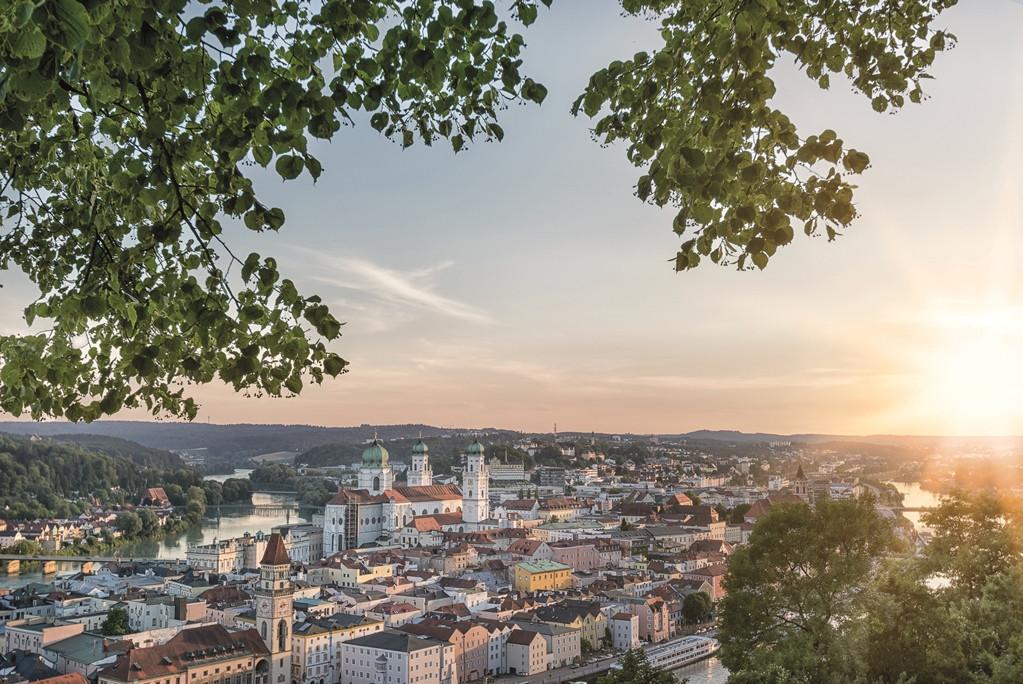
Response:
513,560,573,592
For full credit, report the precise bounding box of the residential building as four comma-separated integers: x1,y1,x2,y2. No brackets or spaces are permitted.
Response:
3,619,85,656
505,630,546,676
292,614,384,684
610,613,640,652
512,561,572,593
339,630,456,684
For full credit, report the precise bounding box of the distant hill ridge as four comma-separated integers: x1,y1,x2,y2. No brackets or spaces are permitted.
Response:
1,421,1015,462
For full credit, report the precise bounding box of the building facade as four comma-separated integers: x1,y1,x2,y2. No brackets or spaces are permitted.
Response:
340,630,456,684
512,561,572,593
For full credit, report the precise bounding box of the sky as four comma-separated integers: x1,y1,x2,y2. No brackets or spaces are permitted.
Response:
5,1,1023,436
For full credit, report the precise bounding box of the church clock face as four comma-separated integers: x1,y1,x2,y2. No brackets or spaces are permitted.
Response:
259,599,270,612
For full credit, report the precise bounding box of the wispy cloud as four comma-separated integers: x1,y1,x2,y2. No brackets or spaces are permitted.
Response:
303,252,494,325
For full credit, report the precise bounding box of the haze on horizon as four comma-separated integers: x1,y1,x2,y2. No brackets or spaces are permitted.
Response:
3,2,1023,437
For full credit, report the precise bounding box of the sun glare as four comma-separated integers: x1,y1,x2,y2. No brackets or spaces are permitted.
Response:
910,307,1023,435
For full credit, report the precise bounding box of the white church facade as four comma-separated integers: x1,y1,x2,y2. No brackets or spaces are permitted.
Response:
323,438,492,553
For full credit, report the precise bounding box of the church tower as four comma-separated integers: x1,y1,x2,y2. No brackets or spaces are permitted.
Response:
358,437,393,495
793,462,809,502
256,533,292,684
462,439,489,526
407,438,433,487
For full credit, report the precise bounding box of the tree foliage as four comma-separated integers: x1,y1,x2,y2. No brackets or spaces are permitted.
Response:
100,606,130,636
719,491,1023,684
0,0,551,421
0,433,200,518
681,590,712,624
719,496,893,680
596,649,678,684
574,0,956,272
0,0,960,420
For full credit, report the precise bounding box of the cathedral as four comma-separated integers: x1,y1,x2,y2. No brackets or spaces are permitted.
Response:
323,438,491,553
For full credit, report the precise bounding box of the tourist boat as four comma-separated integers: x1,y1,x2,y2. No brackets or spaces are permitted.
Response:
642,636,720,670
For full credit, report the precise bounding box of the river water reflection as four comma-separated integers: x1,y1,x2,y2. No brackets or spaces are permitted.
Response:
671,657,728,683
887,481,943,531
0,470,310,587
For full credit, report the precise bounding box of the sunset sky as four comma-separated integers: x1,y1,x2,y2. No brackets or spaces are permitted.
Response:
4,1,1023,435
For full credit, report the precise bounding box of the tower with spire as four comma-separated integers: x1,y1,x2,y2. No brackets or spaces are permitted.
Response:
407,437,433,487
793,461,809,501
462,439,489,527
255,533,292,684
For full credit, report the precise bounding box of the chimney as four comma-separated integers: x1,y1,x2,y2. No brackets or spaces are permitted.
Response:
175,597,188,621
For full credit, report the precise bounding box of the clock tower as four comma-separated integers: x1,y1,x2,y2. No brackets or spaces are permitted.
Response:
256,533,293,684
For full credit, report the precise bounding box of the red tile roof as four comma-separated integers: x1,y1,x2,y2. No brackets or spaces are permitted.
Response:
100,625,268,682
386,485,462,502
260,532,291,566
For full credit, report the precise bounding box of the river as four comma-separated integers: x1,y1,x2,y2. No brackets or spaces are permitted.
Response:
0,470,310,588
671,657,728,683
887,481,943,531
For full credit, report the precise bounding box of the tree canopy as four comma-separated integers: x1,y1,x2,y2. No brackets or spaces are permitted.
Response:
0,0,959,420
718,491,1023,683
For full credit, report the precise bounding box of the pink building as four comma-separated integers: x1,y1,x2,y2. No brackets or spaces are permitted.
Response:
619,597,670,644
549,541,602,572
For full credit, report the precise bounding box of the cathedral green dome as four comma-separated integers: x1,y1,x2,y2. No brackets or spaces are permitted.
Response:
412,439,429,454
362,439,389,467
466,439,485,455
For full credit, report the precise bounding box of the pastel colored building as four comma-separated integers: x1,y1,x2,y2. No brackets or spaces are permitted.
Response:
512,561,572,593
340,630,456,684
505,630,546,676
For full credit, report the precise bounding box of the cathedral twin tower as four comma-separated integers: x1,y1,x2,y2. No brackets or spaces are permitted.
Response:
324,437,491,553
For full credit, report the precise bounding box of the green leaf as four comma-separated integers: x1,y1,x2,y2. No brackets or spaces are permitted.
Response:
252,145,272,167
12,28,46,59
324,354,347,377
14,1,35,28
680,148,705,168
275,155,304,180
54,0,92,49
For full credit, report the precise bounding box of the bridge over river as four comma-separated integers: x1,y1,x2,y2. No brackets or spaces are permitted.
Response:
0,553,184,576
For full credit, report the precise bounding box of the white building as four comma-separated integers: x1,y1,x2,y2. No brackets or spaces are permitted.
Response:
340,630,456,684
324,440,493,553
273,524,324,564
610,613,640,652
186,534,266,574
292,614,384,684
124,596,205,632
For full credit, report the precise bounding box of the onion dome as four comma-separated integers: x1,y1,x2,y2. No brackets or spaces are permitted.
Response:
362,438,390,467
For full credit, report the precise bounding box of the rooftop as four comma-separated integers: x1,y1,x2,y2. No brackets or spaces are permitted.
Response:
516,560,572,574
345,629,446,653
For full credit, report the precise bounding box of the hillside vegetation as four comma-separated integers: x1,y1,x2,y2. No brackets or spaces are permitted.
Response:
0,433,200,520
48,433,185,469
